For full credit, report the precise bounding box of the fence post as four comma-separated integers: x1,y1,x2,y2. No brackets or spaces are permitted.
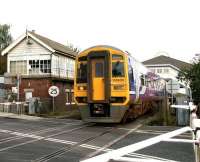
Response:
195,131,200,162
189,102,200,162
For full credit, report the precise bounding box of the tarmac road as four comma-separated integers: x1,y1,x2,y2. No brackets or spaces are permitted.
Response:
0,114,195,162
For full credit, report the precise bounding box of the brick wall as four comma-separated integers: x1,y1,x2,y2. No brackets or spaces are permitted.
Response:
19,78,73,113
19,78,51,100
53,80,73,112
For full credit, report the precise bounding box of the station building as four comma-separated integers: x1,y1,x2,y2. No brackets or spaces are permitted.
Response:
142,55,191,81
143,55,192,103
1,31,77,112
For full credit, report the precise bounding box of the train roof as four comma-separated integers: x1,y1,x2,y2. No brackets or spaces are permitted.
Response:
79,45,126,54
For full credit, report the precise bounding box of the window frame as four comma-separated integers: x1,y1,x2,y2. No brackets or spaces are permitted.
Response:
29,59,51,74
112,61,125,77
76,62,87,83
10,60,27,74
95,62,104,77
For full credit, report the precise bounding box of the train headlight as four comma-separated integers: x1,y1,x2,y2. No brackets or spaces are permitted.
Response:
78,86,87,90
113,85,125,90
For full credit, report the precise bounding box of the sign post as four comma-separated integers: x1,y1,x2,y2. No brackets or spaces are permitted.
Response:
166,79,180,104
48,86,59,113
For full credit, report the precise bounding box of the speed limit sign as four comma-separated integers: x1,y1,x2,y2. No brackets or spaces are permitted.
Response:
48,86,59,97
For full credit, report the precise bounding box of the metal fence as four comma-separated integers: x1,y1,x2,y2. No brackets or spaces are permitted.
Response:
0,102,25,114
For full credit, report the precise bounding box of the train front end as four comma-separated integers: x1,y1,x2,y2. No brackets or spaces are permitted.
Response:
74,46,129,123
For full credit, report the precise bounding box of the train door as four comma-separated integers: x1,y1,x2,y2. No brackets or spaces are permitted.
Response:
91,58,105,101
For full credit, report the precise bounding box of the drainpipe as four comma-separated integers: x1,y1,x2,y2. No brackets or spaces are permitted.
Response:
17,74,20,101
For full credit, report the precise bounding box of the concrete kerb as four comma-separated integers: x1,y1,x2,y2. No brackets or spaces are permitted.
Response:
0,112,43,121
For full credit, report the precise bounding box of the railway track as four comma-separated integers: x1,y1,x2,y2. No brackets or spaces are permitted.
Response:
0,116,145,161
33,126,116,162
32,123,143,162
0,122,93,151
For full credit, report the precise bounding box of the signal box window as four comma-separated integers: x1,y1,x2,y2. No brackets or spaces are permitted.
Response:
95,62,104,77
77,63,87,83
112,61,124,77
10,60,27,74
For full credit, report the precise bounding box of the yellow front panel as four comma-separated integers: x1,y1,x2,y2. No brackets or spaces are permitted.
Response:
92,59,105,101
93,78,105,100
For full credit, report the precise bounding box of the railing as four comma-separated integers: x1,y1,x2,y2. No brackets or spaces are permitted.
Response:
81,103,200,162
6,68,75,80
0,102,25,114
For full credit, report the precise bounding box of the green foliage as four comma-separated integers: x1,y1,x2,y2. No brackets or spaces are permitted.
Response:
177,58,200,104
0,24,12,74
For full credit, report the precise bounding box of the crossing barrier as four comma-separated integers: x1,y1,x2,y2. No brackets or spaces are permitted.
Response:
81,102,200,162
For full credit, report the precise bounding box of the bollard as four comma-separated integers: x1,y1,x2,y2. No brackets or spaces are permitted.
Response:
192,118,200,162
190,103,198,128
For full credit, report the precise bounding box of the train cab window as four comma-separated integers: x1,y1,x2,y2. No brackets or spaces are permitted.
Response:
112,61,124,77
112,54,123,60
77,63,87,83
95,62,104,77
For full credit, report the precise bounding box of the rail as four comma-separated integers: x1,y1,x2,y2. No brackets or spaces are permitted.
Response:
81,102,200,162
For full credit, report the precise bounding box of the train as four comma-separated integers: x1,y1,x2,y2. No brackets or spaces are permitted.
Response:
74,45,165,123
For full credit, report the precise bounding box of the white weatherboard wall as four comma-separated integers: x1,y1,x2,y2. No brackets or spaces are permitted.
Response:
7,38,51,74
149,66,178,80
0,77,4,84
148,65,190,95
52,54,75,78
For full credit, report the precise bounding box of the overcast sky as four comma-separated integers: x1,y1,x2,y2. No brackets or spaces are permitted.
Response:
1,0,200,63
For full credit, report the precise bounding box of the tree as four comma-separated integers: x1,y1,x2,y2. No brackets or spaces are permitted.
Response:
177,57,200,104
66,42,80,53
0,24,12,75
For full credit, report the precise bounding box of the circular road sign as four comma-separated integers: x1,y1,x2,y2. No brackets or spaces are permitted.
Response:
48,86,60,97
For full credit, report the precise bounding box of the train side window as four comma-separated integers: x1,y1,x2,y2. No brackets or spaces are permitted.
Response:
77,63,87,83
95,62,104,77
140,75,145,86
112,61,124,77
128,67,134,90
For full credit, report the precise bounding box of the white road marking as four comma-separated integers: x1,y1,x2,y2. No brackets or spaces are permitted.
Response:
0,128,181,162
80,127,192,162
45,138,76,145
85,124,142,159
112,156,176,162
0,124,92,151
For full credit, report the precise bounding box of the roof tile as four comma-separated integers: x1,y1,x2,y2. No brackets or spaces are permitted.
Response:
29,31,77,57
143,55,192,70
